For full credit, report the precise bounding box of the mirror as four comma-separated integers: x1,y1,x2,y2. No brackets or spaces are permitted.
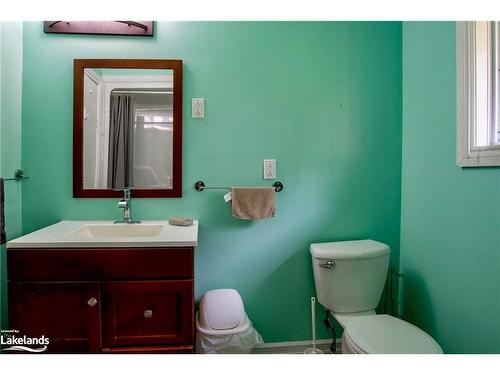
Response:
83,69,173,190
73,59,182,198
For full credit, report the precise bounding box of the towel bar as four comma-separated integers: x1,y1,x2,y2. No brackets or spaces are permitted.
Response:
194,181,283,192
2,169,28,182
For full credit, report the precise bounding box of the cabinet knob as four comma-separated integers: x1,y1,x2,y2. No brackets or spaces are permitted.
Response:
87,297,98,307
144,309,153,318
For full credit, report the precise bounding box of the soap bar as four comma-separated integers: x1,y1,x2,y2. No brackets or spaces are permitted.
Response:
169,217,194,226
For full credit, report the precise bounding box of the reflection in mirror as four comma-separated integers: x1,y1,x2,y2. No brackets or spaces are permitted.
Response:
83,68,173,190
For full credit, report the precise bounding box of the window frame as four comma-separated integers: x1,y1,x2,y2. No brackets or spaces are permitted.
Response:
457,21,500,167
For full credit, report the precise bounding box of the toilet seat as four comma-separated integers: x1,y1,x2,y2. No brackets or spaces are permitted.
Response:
343,314,443,354
343,333,367,353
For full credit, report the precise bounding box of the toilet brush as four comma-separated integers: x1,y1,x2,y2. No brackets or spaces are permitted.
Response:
304,297,323,354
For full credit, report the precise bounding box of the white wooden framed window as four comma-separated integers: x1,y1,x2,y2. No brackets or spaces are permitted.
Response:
457,21,500,167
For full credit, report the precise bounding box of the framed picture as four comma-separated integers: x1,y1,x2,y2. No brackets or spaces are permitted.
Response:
43,21,154,37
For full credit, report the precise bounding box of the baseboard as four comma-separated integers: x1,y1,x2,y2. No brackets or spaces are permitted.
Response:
251,338,342,354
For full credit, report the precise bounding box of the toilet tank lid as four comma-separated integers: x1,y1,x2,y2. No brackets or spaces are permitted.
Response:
198,289,246,331
310,240,390,260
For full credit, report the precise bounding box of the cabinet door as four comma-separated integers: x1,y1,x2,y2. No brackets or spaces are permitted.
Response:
102,280,193,348
8,282,101,353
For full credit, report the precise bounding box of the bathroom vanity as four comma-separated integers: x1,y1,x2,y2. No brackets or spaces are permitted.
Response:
6,221,198,353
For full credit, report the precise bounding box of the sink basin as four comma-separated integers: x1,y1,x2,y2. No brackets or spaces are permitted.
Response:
72,224,164,238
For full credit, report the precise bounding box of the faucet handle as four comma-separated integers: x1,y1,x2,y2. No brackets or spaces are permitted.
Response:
112,187,132,192
113,187,132,200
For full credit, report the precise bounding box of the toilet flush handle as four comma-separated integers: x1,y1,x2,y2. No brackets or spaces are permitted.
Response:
319,260,335,269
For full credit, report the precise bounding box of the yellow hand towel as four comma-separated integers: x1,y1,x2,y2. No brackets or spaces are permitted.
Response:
230,187,276,220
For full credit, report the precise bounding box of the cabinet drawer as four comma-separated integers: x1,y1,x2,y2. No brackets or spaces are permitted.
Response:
7,247,193,281
102,280,193,348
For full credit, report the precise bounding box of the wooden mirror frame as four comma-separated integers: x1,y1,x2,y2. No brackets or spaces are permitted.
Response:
73,59,182,198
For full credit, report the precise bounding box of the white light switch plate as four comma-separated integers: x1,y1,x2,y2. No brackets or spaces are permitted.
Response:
192,98,205,118
263,159,276,179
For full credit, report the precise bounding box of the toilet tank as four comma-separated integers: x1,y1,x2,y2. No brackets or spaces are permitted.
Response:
310,240,390,313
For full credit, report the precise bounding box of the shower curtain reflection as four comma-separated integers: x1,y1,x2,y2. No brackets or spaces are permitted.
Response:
108,94,134,189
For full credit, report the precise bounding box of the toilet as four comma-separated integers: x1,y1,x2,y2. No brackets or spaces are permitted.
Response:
310,240,443,354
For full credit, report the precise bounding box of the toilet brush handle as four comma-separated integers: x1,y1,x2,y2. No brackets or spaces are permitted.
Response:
311,297,316,347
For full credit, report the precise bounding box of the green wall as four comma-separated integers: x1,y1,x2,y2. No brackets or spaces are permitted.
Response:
20,21,402,342
0,22,23,330
401,22,500,353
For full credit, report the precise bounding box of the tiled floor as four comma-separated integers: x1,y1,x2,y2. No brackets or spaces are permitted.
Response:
251,340,341,354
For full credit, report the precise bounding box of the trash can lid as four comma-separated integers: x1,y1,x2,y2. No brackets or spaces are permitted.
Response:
199,289,246,330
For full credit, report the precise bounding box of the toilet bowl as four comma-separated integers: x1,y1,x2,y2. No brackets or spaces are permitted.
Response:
341,314,443,354
310,240,442,354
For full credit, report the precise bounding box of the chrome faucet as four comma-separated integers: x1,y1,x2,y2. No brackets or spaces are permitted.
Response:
114,188,141,224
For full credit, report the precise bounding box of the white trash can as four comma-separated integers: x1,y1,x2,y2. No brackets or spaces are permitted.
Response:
195,289,263,354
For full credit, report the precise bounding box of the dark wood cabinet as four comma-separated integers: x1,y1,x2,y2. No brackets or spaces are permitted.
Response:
102,280,193,348
8,282,101,353
7,247,194,353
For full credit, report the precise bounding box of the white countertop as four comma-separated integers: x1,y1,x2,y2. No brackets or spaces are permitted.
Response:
7,220,199,249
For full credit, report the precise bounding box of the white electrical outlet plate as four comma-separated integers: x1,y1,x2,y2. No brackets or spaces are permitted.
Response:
192,98,205,118
263,159,276,180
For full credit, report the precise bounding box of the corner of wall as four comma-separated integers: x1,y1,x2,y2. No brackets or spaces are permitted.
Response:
0,20,24,331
